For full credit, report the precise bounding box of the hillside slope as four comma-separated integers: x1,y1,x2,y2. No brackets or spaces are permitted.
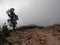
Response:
7,24,60,45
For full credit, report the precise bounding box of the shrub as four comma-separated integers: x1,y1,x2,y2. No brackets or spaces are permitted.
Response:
2,23,10,37
0,32,7,43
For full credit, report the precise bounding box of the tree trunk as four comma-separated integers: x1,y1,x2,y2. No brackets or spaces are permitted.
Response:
13,26,15,30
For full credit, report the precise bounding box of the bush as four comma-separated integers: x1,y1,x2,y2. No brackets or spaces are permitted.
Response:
0,32,7,43
2,23,10,37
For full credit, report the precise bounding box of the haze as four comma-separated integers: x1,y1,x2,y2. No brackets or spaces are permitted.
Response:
0,0,60,27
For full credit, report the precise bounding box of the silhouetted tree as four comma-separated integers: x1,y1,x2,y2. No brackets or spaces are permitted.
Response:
6,8,19,30
0,23,8,43
2,23,9,37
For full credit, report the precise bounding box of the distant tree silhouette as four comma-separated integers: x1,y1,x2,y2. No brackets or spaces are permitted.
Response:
2,23,9,37
6,8,19,30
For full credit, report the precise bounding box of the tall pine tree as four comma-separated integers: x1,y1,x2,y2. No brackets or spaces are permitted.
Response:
6,8,19,30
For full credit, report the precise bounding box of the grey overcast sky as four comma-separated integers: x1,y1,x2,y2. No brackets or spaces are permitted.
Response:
0,0,60,27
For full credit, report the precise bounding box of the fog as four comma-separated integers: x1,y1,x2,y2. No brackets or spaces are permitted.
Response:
0,0,60,27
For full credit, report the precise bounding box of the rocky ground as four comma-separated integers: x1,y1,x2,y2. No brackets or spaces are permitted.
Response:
7,24,60,45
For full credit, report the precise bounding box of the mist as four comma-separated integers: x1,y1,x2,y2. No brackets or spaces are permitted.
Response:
0,0,60,27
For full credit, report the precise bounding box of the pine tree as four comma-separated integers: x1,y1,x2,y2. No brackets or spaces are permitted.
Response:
6,8,19,30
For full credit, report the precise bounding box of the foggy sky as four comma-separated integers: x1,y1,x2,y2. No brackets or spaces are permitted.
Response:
0,0,60,27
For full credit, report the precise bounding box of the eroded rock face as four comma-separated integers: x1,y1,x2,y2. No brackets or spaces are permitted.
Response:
7,24,60,45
